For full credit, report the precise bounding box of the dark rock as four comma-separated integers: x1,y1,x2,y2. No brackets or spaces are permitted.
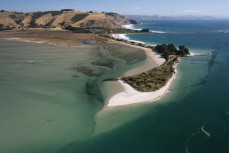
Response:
128,19,139,24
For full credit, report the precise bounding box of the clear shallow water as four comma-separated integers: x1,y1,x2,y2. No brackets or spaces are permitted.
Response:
1,20,229,153
0,40,147,153
58,20,229,153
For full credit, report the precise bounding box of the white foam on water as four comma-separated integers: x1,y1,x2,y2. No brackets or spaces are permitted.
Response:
217,29,229,33
23,40,45,44
3,38,45,44
201,122,211,138
112,34,146,44
122,24,167,34
115,34,130,40
122,24,142,31
150,30,167,34
122,24,134,29
188,51,204,56
188,50,209,56
4,38,20,40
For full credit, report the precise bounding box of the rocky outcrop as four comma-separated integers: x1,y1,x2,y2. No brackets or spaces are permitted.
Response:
129,19,139,24
0,11,131,29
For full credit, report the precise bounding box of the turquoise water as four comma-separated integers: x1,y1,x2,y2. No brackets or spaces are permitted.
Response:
0,40,147,153
1,20,229,153
59,20,229,153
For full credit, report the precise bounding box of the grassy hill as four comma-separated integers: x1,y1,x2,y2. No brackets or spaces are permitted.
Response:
0,11,130,30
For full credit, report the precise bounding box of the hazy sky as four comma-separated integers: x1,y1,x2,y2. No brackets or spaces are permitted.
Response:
1,0,229,17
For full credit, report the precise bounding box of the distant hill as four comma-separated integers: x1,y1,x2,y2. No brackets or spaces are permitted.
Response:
125,15,229,21
0,11,132,29
125,15,171,21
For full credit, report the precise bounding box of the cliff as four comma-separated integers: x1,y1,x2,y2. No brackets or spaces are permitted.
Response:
0,11,131,29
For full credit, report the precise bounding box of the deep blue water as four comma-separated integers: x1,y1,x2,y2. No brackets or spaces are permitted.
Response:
2,20,228,153
60,20,229,153
125,20,229,153
133,20,229,33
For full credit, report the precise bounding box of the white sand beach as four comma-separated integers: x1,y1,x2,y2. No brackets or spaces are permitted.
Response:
107,71,176,107
112,34,146,45
112,34,164,76
105,34,177,107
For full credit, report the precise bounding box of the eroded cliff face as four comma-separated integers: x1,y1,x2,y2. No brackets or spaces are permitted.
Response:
0,11,131,29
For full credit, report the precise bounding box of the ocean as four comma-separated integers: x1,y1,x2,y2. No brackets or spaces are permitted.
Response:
1,20,229,153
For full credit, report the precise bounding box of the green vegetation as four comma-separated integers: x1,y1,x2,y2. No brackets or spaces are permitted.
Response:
0,24,4,29
9,14,23,24
129,19,139,24
71,14,89,23
65,27,105,33
47,11,63,16
104,12,119,16
0,24,13,31
120,43,190,92
140,29,150,32
24,11,62,28
123,57,178,92
61,9,74,12
9,14,17,19
155,44,190,60
65,26,147,34
107,38,191,93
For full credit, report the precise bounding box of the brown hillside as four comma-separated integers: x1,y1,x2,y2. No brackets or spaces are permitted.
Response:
35,13,55,27
0,11,130,29
0,12,18,27
52,11,78,28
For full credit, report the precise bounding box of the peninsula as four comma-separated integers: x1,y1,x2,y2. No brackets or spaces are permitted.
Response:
0,10,190,107
105,43,189,107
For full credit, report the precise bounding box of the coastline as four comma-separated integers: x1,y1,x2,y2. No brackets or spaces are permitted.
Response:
0,29,177,108
111,33,164,76
103,33,178,108
105,61,178,107
0,29,109,47
112,33,146,45
122,24,167,34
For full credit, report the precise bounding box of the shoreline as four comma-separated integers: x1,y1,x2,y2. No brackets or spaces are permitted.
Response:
0,29,177,108
0,29,109,47
111,33,165,76
105,61,178,107
122,24,167,34
104,33,178,108
112,33,147,45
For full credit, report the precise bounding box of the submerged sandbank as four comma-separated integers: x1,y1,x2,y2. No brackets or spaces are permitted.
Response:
111,34,164,76
105,34,177,107
1,29,175,108
106,63,177,107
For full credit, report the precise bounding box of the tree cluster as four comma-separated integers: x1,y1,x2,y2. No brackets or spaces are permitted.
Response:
129,19,139,24
155,44,190,60
140,29,150,32
71,14,89,23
